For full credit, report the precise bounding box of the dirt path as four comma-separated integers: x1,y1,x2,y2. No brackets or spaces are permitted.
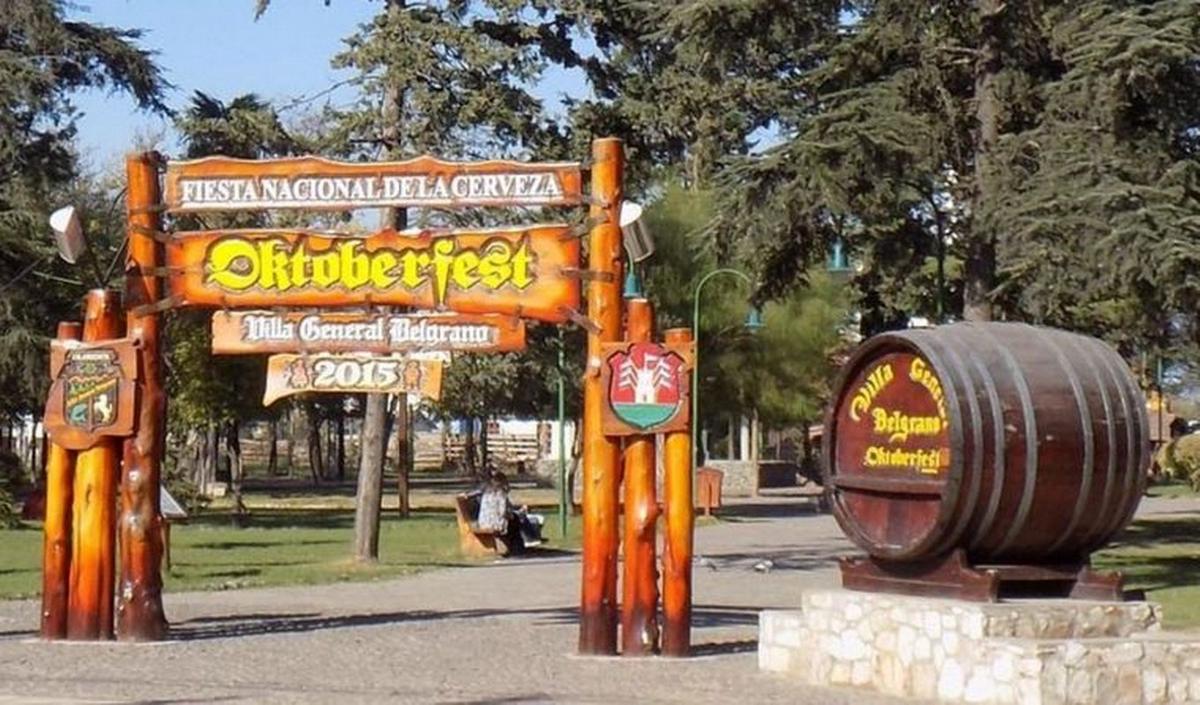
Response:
1,494,1194,704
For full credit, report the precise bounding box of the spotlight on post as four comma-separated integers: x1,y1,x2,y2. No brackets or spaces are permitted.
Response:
620,201,655,263
48,206,87,264
744,306,765,333
827,236,852,275
623,267,645,300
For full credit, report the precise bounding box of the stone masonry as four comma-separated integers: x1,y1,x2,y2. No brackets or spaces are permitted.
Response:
760,588,1200,704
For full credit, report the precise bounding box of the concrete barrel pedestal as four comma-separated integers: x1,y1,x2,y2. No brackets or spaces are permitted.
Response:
759,589,1200,704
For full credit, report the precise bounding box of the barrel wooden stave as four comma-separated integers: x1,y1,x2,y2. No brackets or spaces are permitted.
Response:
824,322,1149,566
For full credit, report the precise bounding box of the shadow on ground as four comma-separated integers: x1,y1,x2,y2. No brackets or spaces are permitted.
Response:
167,603,767,642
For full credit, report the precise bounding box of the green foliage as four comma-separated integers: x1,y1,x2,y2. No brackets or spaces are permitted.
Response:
1160,433,1200,491
320,0,571,160
0,449,21,528
639,183,850,428
0,0,165,418
695,0,1200,354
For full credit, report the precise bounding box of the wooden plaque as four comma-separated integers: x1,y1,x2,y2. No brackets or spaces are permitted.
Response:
263,353,444,406
166,226,579,323
44,339,140,450
212,311,526,355
164,155,583,212
600,340,693,436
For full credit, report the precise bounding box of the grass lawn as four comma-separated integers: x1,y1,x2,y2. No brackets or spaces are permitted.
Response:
0,501,585,601
1145,479,1200,499
1094,514,1200,630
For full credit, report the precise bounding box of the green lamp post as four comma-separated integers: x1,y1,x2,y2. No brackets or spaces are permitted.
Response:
690,268,762,473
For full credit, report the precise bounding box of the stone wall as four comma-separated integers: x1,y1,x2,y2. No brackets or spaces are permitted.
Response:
759,588,1200,704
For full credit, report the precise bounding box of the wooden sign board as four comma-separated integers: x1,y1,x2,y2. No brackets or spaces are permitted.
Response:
212,311,526,355
164,155,583,212
600,341,694,436
833,351,951,479
44,339,139,450
263,353,444,406
166,226,579,323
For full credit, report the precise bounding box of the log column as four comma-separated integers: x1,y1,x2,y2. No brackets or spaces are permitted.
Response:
621,299,658,655
40,321,81,639
118,151,167,640
67,291,123,640
661,327,694,657
579,137,624,655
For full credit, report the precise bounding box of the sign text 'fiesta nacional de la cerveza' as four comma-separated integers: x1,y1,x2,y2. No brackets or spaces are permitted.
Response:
211,311,526,355
165,226,579,324
164,155,583,211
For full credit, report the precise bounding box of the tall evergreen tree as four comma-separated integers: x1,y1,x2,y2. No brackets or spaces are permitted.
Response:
0,0,166,421
259,0,576,558
703,1,1199,350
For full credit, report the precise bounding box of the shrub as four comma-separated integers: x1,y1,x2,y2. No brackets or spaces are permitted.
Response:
0,449,23,528
1162,433,1200,492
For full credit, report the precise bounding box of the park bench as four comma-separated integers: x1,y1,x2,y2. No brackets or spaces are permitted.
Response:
454,493,510,558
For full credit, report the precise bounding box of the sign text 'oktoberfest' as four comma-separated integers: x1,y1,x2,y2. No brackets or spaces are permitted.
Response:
212,311,526,355
164,155,583,212
166,226,579,323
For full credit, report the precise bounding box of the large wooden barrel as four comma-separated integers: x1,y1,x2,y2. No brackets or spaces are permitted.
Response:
823,322,1150,564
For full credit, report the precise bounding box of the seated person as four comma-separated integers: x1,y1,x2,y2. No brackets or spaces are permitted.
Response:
474,470,544,552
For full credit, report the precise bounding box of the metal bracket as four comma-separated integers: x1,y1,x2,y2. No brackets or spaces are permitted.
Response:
562,307,602,335
560,267,616,284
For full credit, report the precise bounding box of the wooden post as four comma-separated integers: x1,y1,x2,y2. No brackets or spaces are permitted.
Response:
579,137,624,655
67,291,123,640
662,327,694,657
40,321,81,640
117,151,168,641
621,299,659,656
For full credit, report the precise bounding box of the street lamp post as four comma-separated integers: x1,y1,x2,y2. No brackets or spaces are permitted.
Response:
691,268,762,474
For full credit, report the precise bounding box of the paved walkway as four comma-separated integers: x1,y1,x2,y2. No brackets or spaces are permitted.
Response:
0,494,1195,704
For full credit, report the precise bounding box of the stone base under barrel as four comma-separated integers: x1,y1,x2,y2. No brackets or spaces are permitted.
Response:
759,589,1200,705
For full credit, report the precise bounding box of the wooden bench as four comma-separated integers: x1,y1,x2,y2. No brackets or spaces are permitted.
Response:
454,494,509,557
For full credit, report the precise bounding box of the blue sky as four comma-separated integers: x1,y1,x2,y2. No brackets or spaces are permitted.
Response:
70,1,587,169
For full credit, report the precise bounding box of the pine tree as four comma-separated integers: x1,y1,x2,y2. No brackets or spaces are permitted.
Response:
0,0,165,421
704,1,1199,353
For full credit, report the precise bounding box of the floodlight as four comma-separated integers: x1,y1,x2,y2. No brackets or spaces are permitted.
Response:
49,206,87,264
619,201,655,263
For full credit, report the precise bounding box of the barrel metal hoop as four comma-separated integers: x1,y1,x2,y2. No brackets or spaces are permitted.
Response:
1040,328,1096,555
1087,337,1139,542
963,347,1006,553
899,331,966,558
1095,336,1149,538
1061,333,1118,550
978,324,1040,555
929,331,985,554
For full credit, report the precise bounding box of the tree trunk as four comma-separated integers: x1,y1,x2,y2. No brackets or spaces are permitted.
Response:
354,393,388,561
479,417,490,469
353,0,407,561
266,417,278,476
336,407,346,482
395,399,410,518
205,425,219,492
305,403,323,485
285,406,297,475
966,0,1003,323
463,419,477,474
225,422,247,526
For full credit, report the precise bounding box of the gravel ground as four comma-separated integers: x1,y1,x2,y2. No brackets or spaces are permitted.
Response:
0,494,1193,704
